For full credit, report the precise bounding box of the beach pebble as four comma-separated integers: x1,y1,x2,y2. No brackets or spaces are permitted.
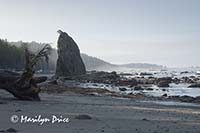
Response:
0,102,6,104
75,114,92,120
0,128,18,133
15,109,22,112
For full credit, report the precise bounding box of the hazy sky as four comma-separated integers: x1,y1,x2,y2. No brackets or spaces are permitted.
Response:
0,0,200,67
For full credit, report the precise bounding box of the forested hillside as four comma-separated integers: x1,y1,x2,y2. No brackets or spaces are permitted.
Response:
0,39,164,73
0,39,25,70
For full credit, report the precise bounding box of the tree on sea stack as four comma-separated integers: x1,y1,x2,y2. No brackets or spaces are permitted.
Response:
0,43,52,101
56,30,86,77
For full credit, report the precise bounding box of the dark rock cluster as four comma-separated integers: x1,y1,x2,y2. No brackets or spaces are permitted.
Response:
65,71,120,84
167,95,200,103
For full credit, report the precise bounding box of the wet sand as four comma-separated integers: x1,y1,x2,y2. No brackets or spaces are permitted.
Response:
0,90,200,133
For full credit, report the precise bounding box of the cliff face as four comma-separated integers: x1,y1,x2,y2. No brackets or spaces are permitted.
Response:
56,31,86,76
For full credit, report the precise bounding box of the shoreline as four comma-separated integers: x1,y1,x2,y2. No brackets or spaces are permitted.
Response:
40,83,200,104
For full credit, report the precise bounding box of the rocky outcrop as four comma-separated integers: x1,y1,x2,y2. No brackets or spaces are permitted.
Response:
68,71,120,84
56,30,86,76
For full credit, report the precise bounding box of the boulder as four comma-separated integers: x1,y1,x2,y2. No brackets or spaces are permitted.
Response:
134,86,144,91
157,77,172,83
180,71,189,74
156,77,172,87
117,79,138,87
140,72,153,76
157,81,170,87
169,95,195,102
188,83,200,88
181,77,194,84
194,96,200,102
56,30,86,77
179,95,195,102
146,88,154,91
162,93,168,97
173,77,180,84
119,88,127,91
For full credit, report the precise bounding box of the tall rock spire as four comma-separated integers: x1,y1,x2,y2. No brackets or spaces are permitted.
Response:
56,31,86,76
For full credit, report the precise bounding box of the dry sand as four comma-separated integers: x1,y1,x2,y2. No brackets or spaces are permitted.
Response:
0,89,200,133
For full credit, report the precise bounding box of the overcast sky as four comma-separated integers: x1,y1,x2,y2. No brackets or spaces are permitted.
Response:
0,0,200,67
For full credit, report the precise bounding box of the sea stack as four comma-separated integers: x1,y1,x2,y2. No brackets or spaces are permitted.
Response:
56,30,86,76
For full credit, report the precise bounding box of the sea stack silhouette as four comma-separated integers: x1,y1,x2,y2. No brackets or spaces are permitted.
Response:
56,30,86,76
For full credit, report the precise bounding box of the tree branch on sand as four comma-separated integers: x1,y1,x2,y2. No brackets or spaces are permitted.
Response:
0,43,52,101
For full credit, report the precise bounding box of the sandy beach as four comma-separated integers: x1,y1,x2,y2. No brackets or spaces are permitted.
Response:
0,89,200,133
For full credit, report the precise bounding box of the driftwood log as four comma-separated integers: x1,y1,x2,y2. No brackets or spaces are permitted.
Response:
0,71,47,101
0,44,51,101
